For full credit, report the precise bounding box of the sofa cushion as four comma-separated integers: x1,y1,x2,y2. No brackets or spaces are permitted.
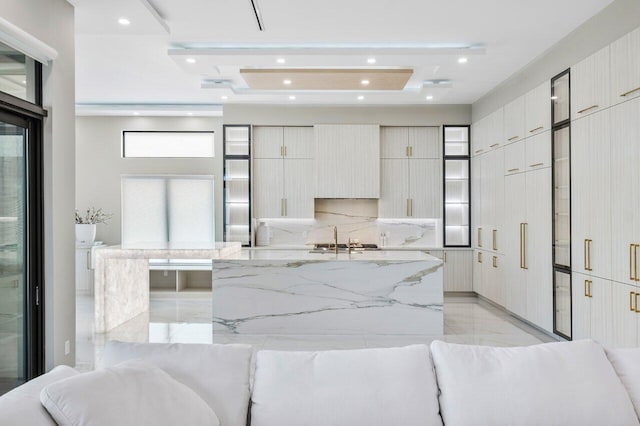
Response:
430,339,639,426
0,365,79,426
606,347,640,419
40,361,219,426
251,344,442,426
100,341,252,426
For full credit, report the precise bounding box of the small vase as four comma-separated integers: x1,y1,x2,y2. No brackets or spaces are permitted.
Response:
76,224,97,244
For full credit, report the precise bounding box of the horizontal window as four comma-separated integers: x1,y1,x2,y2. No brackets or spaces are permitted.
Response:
122,131,214,158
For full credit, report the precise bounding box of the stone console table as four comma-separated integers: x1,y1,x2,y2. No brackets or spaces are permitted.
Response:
93,242,241,333
212,249,443,336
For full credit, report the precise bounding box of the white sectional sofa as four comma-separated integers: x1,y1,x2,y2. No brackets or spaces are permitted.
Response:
2,339,640,426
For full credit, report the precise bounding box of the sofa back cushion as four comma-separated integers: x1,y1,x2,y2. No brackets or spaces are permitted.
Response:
100,341,252,426
251,344,442,426
606,347,640,420
0,365,78,426
430,339,639,426
41,361,219,426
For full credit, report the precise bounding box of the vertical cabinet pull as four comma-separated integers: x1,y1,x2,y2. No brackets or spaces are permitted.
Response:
281,198,285,217
492,256,497,268
477,252,482,263
86,250,91,270
630,244,639,282
410,198,413,217
630,292,637,312
280,146,284,157
284,198,287,217
519,224,524,269
630,244,634,281
406,199,411,217
584,280,593,298
584,239,593,271
444,252,447,263
284,146,287,157
520,223,528,270
635,293,640,313
492,229,497,251
478,228,482,248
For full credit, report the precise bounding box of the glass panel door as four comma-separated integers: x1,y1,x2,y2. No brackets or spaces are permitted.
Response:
0,116,27,395
443,125,471,247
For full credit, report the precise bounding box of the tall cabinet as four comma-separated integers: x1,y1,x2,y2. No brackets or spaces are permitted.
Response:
223,125,251,246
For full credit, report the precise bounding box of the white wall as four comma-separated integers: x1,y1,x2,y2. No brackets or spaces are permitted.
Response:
75,116,223,245
1,0,76,369
473,0,640,121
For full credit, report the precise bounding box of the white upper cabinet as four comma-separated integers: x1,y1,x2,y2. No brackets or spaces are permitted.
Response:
283,127,314,158
610,27,640,106
381,127,409,159
487,107,504,150
253,126,284,159
571,45,610,121
379,159,409,218
314,124,380,198
525,130,551,170
525,81,551,136
504,139,525,175
410,159,441,218
253,158,284,218
409,127,440,158
472,117,488,156
503,95,526,144
283,159,314,218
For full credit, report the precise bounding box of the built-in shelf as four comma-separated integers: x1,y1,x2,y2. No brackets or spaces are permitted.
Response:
443,125,471,247
223,125,251,246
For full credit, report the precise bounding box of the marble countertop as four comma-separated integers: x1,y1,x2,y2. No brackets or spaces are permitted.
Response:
94,242,242,259
221,248,441,262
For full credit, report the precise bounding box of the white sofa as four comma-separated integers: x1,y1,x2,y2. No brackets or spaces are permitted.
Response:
2,339,640,426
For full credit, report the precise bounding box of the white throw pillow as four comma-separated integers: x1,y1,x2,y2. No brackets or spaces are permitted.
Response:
40,361,220,426
430,339,639,426
0,365,79,426
100,341,252,426
251,345,442,426
606,347,640,419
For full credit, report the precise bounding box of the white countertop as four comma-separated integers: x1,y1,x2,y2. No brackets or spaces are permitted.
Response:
94,242,242,259
220,248,440,262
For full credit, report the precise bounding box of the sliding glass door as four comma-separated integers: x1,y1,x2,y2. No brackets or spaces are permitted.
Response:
0,110,42,395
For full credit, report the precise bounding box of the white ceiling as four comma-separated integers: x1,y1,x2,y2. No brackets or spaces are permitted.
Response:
74,0,614,108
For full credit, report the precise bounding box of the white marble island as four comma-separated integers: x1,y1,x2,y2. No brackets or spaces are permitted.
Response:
212,249,443,336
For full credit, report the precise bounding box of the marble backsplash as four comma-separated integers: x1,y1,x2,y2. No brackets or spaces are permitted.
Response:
255,199,441,248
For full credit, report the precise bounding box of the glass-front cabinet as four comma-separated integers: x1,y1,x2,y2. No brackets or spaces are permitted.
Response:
223,125,251,246
443,126,470,247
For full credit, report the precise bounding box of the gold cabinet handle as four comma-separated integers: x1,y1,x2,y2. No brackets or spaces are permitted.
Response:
478,251,482,263
406,146,410,157
490,143,500,148
635,244,640,281
492,255,497,268
631,244,634,281
529,126,544,133
621,87,640,97
584,280,589,297
589,280,593,298
284,145,287,156
529,162,544,168
522,223,528,270
409,146,413,157
507,168,520,173
584,239,592,271
631,292,637,312
577,105,599,114
474,148,484,154
635,293,640,313
519,223,523,269
280,145,284,157
492,229,497,251
478,227,482,248
508,136,519,142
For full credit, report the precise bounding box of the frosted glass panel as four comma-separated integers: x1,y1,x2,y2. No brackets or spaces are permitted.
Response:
168,178,214,243
123,132,214,158
122,178,167,245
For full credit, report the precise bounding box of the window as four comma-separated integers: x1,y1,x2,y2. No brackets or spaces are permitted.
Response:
122,131,215,158
0,41,40,105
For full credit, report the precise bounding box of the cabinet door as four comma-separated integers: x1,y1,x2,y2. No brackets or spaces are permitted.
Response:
409,127,440,159
610,98,640,285
283,159,314,218
283,127,313,159
525,81,551,136
611,281,638,348
472,118,488,156
444,250,473,292
590,277,613,347
489,149,504,253
610,27,640,106
525,130,551,170
409,159,441,218
571,46,610,121
379,159,409,218
484,254,505,307
572,272,591,341
253,126,283,159
525,168,553,332
471,156,482,248
473,250,485,296
571,116,591,275
503,96,525,144
75,248,90,292
504,139,525,175
381,127,408,159
253,159,283,218
504,173,527,318
487,108,504,150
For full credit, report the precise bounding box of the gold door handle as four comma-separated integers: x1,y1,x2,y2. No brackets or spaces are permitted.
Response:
284,145,287,156
588,280,593,298
492,229,497,251
630,292,636,312
522,223,528,270
478,227,482,248
86,250,91,270
635,292,640,313
490,143,500,148
492,256,497,268
507,168,520,173
529,162,544,168
585,239,592,271
406,146,410,157
280,146,284,157
621,87,640,97
584,280,589,297
409,146,413,157
529,126,544,133
478,251,482,263
410,198,413,217
577,105,599,114
631,244,634,281
474,148,484,154
519,223,523,269
508,136,519,141
635,244,640,281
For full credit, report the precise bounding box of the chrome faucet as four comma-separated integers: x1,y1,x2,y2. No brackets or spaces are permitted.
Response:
333,226,338,254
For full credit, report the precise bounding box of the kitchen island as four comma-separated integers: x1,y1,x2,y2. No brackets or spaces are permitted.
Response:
212,249,443,336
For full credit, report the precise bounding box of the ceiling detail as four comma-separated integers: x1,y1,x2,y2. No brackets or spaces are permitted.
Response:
239,69,413,91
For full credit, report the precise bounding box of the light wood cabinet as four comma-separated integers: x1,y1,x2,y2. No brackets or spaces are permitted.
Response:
283,127,314,158
610,27,640,106
472,117,488,156
525,81,551,136
504,139,525,175
487,107,504,150
253,126,284,159
473,249,485,296
479,149,504,253
611,281,638,348
253,158,314,218
381,126,440,159
571,110,612,279
409,159,441,218
428,250,473,292
571,45,610,121
572,272,613,347
284,159,314,217
525,130,551,170
381,127,409,159
503,95,526,144
253,159,283,218
504,172,527,319
254,126,313,159
379,159,409,218
315,124,380,198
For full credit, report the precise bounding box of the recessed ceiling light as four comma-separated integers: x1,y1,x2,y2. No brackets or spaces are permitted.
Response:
133,112,139,115
361,79,370,86
289,95,296,100
458,57,468,64
186,58,196,64
118,18,131,26
357,95,364,101
221,95,228,100
367,58,376,64
277,58,286,64
283,79,292,85
426,95,434,100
